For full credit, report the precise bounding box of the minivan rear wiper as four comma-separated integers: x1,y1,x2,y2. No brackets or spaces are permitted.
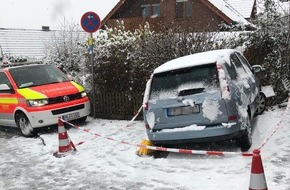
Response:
178,88,205,96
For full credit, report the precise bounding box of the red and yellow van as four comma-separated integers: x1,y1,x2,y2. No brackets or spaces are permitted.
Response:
0,62,90,136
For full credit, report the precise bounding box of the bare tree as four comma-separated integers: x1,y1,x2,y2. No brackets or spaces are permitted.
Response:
43,20,88,86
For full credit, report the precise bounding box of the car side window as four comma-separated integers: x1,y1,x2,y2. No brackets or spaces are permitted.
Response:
224,59,238,80
235,52,253,74
0,72,13,93
230,54,248,78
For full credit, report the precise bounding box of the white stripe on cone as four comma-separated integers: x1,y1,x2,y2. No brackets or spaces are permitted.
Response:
58,125,66,133
59,139,71,147
249,173,267,189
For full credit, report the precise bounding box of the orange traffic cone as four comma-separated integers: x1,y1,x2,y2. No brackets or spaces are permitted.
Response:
249,149,268,190
53,118,76,158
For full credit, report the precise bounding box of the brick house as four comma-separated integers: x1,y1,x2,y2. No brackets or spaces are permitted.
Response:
102,0,256,32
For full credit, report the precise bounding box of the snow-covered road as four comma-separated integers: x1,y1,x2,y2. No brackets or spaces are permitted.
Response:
0,104,289,190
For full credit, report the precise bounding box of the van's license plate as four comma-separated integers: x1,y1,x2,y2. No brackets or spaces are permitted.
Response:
167,105,200,116
62,112,80,121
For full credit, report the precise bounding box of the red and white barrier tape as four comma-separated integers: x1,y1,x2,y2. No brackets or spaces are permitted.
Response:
126,105,143,127
61,119,253,157
256,96,290,150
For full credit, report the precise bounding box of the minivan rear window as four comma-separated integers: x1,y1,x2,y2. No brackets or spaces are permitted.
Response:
150,63,219,100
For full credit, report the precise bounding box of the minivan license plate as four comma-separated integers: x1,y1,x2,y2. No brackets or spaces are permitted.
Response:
167,105,200,116
62,112,80,121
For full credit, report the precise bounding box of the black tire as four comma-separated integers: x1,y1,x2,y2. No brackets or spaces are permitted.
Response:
255,92,266,116
236,115,252,152
152,150,170,159
15,112,35,137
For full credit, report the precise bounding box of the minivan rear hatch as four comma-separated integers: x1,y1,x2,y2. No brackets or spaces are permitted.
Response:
147,63,229,130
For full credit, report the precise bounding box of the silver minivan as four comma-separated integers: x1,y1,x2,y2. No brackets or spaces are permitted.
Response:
143,49,265,151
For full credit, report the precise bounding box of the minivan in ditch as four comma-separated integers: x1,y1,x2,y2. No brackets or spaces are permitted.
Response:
143,49,265,151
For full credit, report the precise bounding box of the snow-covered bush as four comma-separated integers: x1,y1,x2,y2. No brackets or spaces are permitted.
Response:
91,22,237,94
242,0,290,104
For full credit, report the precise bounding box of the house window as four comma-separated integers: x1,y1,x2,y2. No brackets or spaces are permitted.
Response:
142,4,151,17
176,0,193,18
141,3,160,18
152,4,160,17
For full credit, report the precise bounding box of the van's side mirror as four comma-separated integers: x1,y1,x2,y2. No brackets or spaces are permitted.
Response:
252,65,265,73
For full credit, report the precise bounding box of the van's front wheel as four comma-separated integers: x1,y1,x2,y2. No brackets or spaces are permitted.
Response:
15,112,35,137
236,115,252,152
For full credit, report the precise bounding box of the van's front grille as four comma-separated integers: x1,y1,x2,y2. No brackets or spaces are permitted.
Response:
48,93,82,104
51,104,85,115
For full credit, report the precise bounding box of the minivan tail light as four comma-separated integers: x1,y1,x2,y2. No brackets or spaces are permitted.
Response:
216,63,231,100
143,102,149,110
228,115,237,121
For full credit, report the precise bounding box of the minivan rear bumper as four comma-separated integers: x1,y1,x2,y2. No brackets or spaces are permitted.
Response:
147,123,244,145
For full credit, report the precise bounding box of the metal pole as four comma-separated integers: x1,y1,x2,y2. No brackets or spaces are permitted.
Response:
89,33,96,118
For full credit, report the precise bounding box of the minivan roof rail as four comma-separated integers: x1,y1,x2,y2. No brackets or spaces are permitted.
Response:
0,61,43,68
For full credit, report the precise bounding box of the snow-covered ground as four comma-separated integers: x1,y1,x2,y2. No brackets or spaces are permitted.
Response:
0,102,289,190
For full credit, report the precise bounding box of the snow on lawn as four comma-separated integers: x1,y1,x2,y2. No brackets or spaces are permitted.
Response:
0,106,289,190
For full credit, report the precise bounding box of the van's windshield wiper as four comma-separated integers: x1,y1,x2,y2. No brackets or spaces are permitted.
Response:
45,81,62,85
178,88,205,96
19,81,62,88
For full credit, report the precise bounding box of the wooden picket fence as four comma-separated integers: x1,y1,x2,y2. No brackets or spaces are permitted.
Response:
92,91,144,120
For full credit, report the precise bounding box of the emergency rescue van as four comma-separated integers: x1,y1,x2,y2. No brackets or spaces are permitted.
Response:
0,62,90,136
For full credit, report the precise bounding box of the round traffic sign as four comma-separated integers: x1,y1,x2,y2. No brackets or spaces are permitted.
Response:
81,12,101,33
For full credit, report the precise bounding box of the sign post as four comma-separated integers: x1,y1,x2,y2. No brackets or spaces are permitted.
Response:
81,11,101,119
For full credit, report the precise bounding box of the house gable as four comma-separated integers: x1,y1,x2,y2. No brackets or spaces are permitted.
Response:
102,0,254,32
102,0,242,32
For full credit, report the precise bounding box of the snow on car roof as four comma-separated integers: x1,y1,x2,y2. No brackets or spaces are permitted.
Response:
154,49,236,74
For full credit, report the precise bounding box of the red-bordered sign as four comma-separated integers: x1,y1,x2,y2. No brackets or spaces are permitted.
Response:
81,11,101,33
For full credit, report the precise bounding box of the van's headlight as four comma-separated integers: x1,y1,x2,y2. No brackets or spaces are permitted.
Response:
81,92,87,97
27,99,49,107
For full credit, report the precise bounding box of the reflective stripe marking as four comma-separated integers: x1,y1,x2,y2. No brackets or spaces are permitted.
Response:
0,98,18,104
58,126,66,133
17,88,47,99
70,81,84,92
59,139,70,147
249,173,267,189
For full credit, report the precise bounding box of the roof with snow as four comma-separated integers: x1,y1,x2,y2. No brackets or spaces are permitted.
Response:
154,49,236,74
225,0,256,19
208,0,253,24
0,28,86,59
0,29,53,59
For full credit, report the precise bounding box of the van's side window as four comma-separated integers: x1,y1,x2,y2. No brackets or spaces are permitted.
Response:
0,72,13,93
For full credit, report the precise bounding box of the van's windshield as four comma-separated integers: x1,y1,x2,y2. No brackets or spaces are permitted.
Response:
150,63,219,100
9,65,70,89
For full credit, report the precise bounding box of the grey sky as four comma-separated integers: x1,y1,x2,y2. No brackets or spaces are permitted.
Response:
0,0,119,30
